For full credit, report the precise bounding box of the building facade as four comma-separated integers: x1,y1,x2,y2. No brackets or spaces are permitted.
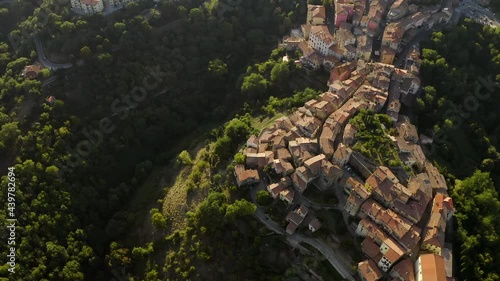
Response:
70,0,104,14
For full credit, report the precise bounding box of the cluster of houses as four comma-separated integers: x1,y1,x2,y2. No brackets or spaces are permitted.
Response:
234,53,455,279
379,0,453,65
21,63,58,106
282,0,454,70
69,0,135,15
350,161,455,281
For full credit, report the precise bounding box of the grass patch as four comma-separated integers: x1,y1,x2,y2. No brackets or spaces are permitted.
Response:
162,145,211,236
250,113,286,132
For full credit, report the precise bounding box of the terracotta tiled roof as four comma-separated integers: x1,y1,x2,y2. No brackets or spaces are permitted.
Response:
362,237,381,259
310,25,334,45
381,238,405,263
308,4,326,20
309,217,321,231
390,258,415,281
358,259,383,281
286,211,305,225
418,254,447,281
234,164,260,186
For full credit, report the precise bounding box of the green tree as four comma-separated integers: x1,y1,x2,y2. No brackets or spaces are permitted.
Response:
208,59,228,78
60,21,75,33
481,158,495,172
151,211,167,229
97,53,112,65
40,68,51,78
60,260,84,281
188,8,204,21
452,171,500,281
225,199,256,221
80,46,91,59
270,62,290,85
113,22,126,33
106,242,132,268
0,111,8,126
224,118,251,144
177,150,193,166
193,192,228,229
256,190,271,205
241,73,268,100
0,122,20,148
234,152,245,164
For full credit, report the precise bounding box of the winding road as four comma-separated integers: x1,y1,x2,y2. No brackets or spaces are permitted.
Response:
254,208,286,235
457,0,500,27
250,186,356,281
34,37,73,70
291,233,356,281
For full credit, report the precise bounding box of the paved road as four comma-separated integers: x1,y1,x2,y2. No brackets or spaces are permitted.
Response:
0,0,15,5
253,208,286,235
292,233,356,281
254,208,356,280
34,37,73,70
394,18,454,68
457,0,500,27
250,185,356,280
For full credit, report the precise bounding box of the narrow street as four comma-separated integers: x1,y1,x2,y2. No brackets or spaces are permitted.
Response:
253,208,286,235
395,28,432,67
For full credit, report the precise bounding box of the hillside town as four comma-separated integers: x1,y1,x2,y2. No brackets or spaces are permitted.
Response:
235,2,458,281
282,0,455,68
2,0,500,279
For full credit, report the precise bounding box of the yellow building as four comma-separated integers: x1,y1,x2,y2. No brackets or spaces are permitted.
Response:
381,46,396,65
307,5,327,25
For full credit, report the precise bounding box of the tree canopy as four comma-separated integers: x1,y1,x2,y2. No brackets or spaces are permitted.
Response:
452,171,500,281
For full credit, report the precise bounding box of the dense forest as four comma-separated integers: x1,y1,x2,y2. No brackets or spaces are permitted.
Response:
490,0,500,14
0,0,324,280
417,19,500,281
417,19,500,178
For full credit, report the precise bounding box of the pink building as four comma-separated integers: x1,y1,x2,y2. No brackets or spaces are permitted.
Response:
335,5,354,27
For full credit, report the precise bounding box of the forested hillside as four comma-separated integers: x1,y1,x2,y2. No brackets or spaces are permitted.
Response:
417,19,500,281
418,19,500,178
0,0,314,280
2,0,500,280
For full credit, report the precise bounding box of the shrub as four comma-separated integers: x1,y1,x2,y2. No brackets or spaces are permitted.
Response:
256,190,272,205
